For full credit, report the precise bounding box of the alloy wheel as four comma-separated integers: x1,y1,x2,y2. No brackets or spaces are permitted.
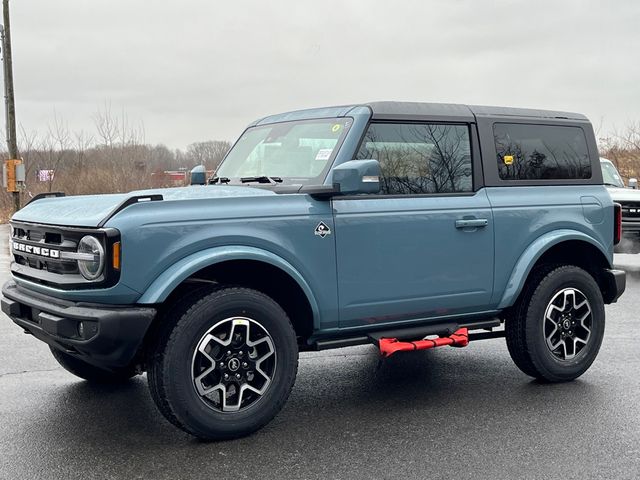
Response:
192,317,276,412
543,288,592,361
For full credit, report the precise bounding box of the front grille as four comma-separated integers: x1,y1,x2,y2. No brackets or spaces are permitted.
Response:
620,202,640,219
9,221,120,289
11,224,81,275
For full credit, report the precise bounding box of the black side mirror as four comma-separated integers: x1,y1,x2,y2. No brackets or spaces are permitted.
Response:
331,159,380,194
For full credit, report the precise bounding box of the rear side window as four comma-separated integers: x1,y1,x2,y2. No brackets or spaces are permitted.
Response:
494,123,591,181
355,123,472,195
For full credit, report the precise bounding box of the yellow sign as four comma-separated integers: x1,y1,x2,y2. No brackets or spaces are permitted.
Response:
503,155,514,165
331,124,341,133
4,159,22,192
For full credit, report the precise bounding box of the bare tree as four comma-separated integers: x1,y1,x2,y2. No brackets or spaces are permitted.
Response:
17,124,39,200
600,122,640,179
186,140,231,170
32,112,72,191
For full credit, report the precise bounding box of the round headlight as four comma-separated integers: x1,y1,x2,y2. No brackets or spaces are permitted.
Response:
77,236,105,280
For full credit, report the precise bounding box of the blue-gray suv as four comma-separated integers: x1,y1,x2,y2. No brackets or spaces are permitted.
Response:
1,102,626,440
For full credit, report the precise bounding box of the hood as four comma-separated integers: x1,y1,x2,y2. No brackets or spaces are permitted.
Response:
606,186,640,203
12,185,275,228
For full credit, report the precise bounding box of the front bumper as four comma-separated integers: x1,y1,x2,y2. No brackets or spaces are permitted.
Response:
602,269,626,304
622,220,640,234
1,281,155,368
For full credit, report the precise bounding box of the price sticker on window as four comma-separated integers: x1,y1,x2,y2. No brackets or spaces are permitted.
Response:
503,155,514,165
315,148,333,161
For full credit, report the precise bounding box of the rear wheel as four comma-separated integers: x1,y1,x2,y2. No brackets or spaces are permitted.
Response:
147,286,298,440
505,265,605,382
50,347,137,383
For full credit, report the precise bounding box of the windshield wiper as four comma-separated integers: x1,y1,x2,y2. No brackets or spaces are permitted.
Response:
209,176,230,184
603,182,623,188
240,176,283,184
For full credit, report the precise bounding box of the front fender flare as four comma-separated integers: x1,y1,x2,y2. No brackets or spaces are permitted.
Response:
136,246,321,324
498,229,610,309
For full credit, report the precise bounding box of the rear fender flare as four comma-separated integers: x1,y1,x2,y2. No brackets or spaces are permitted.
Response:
498,229,610,309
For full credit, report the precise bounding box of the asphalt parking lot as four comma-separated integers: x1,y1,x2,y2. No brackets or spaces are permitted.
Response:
0,232,639,479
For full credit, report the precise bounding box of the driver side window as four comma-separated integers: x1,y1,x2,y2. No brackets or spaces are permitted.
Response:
355,123,472,195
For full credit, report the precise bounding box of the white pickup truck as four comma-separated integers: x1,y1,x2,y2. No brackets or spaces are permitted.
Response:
602,158,640,253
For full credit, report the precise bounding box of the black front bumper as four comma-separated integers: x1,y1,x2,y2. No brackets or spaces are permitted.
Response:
1,281,156,368
622,220,640,234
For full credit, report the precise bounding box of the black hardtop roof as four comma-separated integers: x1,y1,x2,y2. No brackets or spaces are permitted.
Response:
250,101,589,127
364,101,588,122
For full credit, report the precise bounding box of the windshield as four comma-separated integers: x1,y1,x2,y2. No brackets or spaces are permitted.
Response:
216,118,350,185
601,161,625,188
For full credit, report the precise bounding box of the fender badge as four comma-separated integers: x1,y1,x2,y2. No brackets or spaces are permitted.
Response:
314,222,331,238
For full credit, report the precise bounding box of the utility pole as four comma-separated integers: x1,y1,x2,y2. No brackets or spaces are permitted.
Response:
1,0,20,211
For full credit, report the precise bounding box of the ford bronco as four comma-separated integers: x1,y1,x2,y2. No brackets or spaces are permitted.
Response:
1,102,626,440
601,157,640,253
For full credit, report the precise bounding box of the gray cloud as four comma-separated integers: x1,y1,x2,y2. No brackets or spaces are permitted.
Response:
6,0,640,148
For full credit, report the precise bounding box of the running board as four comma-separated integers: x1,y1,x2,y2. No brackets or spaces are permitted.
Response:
312,318,503,351
379,328,470,357
376,327,507,358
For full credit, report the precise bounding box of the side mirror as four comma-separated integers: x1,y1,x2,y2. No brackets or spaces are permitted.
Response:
629,178,638,189
331,159,380,195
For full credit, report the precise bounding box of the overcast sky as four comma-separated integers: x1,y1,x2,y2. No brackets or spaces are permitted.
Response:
6,0,640,149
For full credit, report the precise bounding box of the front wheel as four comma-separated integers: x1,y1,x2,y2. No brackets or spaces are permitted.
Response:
147,286,299,440
505,265,605,382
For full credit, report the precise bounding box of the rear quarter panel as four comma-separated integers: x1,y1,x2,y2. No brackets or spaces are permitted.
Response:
485,185,614,308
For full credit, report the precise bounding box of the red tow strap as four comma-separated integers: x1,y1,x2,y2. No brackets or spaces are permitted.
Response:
378,328,469,358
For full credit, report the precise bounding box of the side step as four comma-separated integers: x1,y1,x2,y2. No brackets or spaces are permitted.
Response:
312,319,505,352
379,328,470,357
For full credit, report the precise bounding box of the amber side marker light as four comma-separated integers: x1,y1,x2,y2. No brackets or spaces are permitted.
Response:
112,242,121,270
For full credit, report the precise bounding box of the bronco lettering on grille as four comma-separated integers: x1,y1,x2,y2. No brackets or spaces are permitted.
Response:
12,242,60,259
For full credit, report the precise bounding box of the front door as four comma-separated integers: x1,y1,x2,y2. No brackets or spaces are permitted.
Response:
333,122,494,328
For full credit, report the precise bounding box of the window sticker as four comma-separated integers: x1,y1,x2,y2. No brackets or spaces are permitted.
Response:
315,148,333,161
331,124,342,133
503,155,514,165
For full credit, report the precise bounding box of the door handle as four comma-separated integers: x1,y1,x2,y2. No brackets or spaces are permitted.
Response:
455,218,488,229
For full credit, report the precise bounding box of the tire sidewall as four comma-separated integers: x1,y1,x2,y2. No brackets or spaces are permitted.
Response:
161,289,298,439
525,267,605,381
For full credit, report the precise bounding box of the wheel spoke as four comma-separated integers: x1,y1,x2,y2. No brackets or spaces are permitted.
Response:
574,336,588,347
548,336,564,351
562,289,575,310
562,340,574,360
546,304,564,318
547,323,558,350
195,375,224,397
572,296,589,311
197,335,220,361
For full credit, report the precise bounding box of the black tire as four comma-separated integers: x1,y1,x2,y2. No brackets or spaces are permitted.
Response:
505,265,605,382
147,286,298,440
50,347,137,383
